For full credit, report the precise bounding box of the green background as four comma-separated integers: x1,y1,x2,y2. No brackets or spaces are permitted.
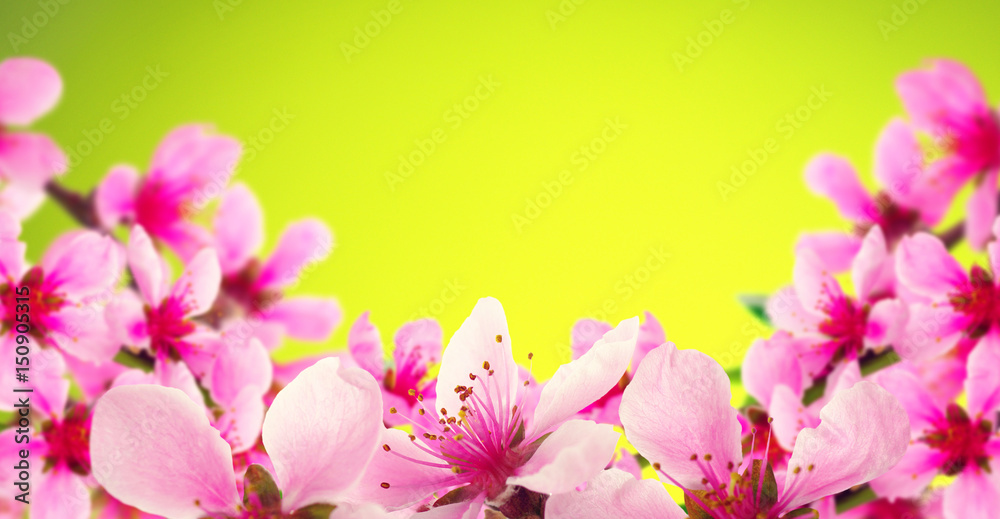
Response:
5,0,998,379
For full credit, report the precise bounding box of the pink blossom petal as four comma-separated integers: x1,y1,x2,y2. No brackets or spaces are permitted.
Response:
545,469,685,519
0,132,67,186
265,296,343,342
804,154,875,223
91,385,240,519
49,304,120,363
874,118,924,208
893,304,965,362
793,249,844,317
0,344,68,417
0,209,20,239
31,469,90,519
867,444,943,501
158,222,216,263
0,58,62,126
171,247,221,318
262,357,383,511
620,343,742,490
0,182,46,220
612,449,643,482
329,503,396,519
435,297,518,419
349,428,455,509
94,165,139,228
41,231,120,299
943,469,1000,519
531,317,638,437
634,311,666,369
822,360,863,406
412,498,485,519
896,59,988,132
113,360,205,408
348,312,385,380
966,331,1000,420
127,225,166,304
864,298,909,350
149,125,241,191
256,219,333,290
508,420,620,495
768,384,819,451
741,333,804,407
62,355,127,402
895,233,967,298
105,289,150,350
967,170,1000,250
179,328,224,379
795,232,863,274
394,318,443,380
214,183,263,274
777,381,910,512
851,226,888,302
215,385,265,454
209,337,272,405
570,319,612,360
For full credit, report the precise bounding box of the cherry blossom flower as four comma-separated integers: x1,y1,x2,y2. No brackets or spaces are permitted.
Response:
0,57,66,219
868,353,1000,519
351,297,640,517
618,343,909,519
105,225,222,378
569,311,665,426
208,183,341,348
348,311,443,426
0,211,121,365
91,357,386,518
94,125,241,261
767,226,908,380
798,119,947,272
896,59,1000,249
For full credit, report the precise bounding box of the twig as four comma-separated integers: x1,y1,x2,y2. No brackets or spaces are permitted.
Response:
44,180,100,229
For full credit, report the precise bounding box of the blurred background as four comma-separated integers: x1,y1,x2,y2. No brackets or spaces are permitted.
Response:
6,0,1000,380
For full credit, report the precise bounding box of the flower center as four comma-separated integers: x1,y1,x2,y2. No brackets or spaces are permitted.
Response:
0,266,65,341
854,192,922,248
741,410,789,471
134,178,186,233
41,404,92,475
816,294,870,364
145,297,197,360
922,403,992,476
944,110,1000,173
949,265,1000,338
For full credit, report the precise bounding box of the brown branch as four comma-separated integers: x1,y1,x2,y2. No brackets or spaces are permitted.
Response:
938,219,964,250
44,180,100,229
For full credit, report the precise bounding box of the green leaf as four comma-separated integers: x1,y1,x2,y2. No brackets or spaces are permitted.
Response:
112,349,155,372
835,485,878,513
737,294,772,327
242,464,282,514
859,348,901,376
289,503,336,519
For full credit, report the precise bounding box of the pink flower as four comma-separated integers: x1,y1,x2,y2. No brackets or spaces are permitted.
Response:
896,59,1000,249
105,225,223,378
768,226,908,380
618,343,909,519
798,119,946,272
91,357,385,518
210,183,341,348
569,311,665,425
546,469,687,519
0,57,67,219
0,212,121,364
893,224,1000,363
868,354,1000,519
350,297,640,517
348,312,443,426
94,125,241,261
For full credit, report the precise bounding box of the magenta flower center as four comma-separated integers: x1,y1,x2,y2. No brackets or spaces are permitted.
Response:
42,404,92,475
949,265,1000,338
134,178,186,234
816,294,870,364
0,266,65,340
145,297,197,360
922,403,992,476
855,192,921,248
943,110,1000,173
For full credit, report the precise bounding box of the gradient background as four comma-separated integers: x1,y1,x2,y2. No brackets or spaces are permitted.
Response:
6,0,999,381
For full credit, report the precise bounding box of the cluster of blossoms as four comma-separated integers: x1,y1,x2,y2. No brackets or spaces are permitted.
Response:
0,55,997,519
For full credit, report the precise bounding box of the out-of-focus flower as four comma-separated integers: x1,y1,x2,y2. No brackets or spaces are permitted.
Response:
896,59,1000,249
347,312,442,426
619,343,909,519
91,357,386,518
0,57,66,219
94,125,241,261
209,183,341,349
351,297,639,518
569,311,665,426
